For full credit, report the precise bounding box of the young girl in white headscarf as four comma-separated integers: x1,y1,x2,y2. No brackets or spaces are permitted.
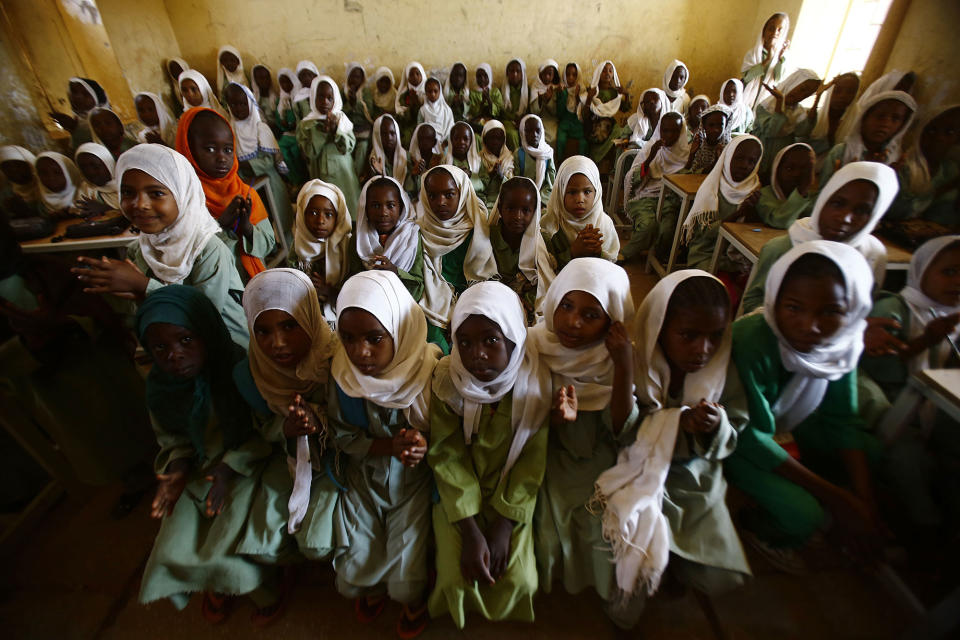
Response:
741,12,790,109
444,121,484,197
73,142,119,215
34,152,81,216
88,106,138,159
0,145,40,216
725,241,883,571
293,61,320,120
444,62,470,121
418,77,455,143
468,63,505,133
405,122,443,198
752,142,816,229
479,119,515,209
329,270,441,637
250,64,278,124
662,60,690,114
593,270,750,614
514,114,556,204
580,61,632,165
134,92,177,146
556,62,587,162
808,72,861,156
428,281,551,628
626,88,669,150
395,61,427,147
371,66,397,119
369,114,408,185
542,155,620,270
530,257,640,628
529,60,561,150
216,45,248,96
178,70,226,117
752,68,821,177
719,78,754,135
501,58,530,151
341,62,375,178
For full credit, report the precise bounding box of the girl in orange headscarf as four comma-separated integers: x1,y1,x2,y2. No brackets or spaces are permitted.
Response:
176,108,276,280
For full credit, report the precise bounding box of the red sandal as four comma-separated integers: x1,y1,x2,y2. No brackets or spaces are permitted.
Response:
355,594,388,623
396,602,429,639
201,592,233,624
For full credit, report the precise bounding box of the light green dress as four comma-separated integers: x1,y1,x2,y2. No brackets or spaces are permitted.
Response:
501,85,527,150
296,119,360,219
479,163,507,210
241,152,293,247
490,223,537,321
468,88,504,132
512,148,556,205
450,156,485,201
215,217,277,285
754,185,813,229
685,195,740,272
751,106,815,177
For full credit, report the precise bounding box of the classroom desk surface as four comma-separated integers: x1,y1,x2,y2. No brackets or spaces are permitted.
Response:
646,173,709,277
18,217,137,254
663,172,708,195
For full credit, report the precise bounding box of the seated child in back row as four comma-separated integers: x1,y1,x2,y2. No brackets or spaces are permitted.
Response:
396,62,427,147
179,70,226,117
35,152,80,218
501,59,529,151
445,62,470,122
275,68,307,184
49,77,109,150
134,92,177,147
479,120,514,210
368,114,408,186
469,64,504,133
753,142,816,229
555,63,587,162
341,63,375,178
514,115,556,205
418,77,454,144
580,61,632,168
751,69,820,179
88,106,138,160
405,122,443,199
73,142,120,217
293,61,319,120
0,146,41,218
444,121,484,198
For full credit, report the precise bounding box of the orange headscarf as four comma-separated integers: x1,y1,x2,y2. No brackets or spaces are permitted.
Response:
176,107,268,278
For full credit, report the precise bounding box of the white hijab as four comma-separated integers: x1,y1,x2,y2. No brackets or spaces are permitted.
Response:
35,152,80,213
840,90,917,165
838,70,911,140
166,60,189,103
216,45,247,93
741,12,790,108
294,61,320,104
527,257,634,410
87,107,129,151
627,88,669,148
900,236,960,371
501,58,530,114
134,92,177,146
719,78,753,133
763,241,873,431
530,59,560,102
662,59,690,112
408,122,443,168
626,112,690,202
355,175,419,272
770,142,815,201
302,76,354,136
277,68,300,116
420,77,455,142
443,122,482,176
0,145,39,202
759,68,821,135
74,142,119,209
178,70,225,115
518,114,554,189
480,120,515,177
332,270,442,430
474,63,495,92
583,60,622,118
372,66,397,112
293,179,353,289
564,62,583,113
810,72,860,143
249,64,277,111
682,135,763,243
542,155,620,261
788,161,899,286
116,144,221,284
395,62,427,116
227,83,279,161
444,62,470,105
417,165,498,328
596,270,732,597
371,114,408,185
69,77,109,116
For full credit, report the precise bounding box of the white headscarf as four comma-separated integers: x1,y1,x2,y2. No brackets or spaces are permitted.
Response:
741,12,790,108
762,241,873,431
226,83,280,161
371,114,408,185
134,92,176,147
216,45,247,93
243,268,337,532
900,236,960,371
626,111,690,202
69,77,109,115
166,59,189,102
0,145,38,202
277,68,300,116
417,165,498,328
302,76,354,136
627,88,669,148
810,72,860,143
899,103,960,196
662,59,690,112
434,281,551,477
395,61,427,117
527,257,634,410
770,142,815,201
115,144,221,284
788,161,898,286
444,62,470,106
408,122,443,168
719,78,753,133
501,58,530,114
341,62,366,100
249,64,277,110
840,90,917,165
563,62,583,113
583,60,622,118
474,63,494,91
542,155,620,261
596,270,732,597
35,152,80,213
480,120,515,177
759,68,821,135
355,175,418,272
420,77,455,142
518,114,554,189
87,107,129,151
332,270,442,430
74,142,119,210
178,70,225,115
530,59,560,102
443,121,482,176
293,179,353,289
294,61,320,104
372,66,397,113
682,135,763,242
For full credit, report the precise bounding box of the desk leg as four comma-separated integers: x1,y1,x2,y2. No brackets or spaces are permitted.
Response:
877,385,922,445
646,185,667,275
709,231,725,274
735,264,756,317
665,194,690,273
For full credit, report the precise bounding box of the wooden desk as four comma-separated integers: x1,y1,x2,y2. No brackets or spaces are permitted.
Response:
646,173,708,277
18,217,137,254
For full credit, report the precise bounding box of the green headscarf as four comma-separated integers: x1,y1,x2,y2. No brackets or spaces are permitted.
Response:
136,285,250,458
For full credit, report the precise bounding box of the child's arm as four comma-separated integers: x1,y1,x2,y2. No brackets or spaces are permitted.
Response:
606,321,635,434
897,312,960,361
570,224,603,259
72,255,150,301
367,428,427,467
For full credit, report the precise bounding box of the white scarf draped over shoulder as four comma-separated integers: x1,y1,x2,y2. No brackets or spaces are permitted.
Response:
74,142,119,209
595,270,732,597
543,156,620,261
408,122,443,167
355,175,419,273
741,12,790,108
134,92,177,146
719,79,752,133
332,270,442,430
900,235,960,371
293,179,353,289
419,77,455,141
178,69,225,116
530,59,560,103
480,120,515,177
840,90,916,165
293,61,320,104
116,144,221,284
371,114,408,185
216,45,247,94
518,114,554,189
582,60,623,118
35,151,81,213
501,58,530,114
770,142,815,201
372,66,397,113
626,88,669,148
228,83,280,161
443,122,482,176
662,60,690,112
302,76,354,137
836,70,909,142
626,111,690,202
395,61,427,117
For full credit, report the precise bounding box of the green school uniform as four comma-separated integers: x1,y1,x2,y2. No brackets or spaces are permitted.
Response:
240,152,293,246
450,157,486,200
751,106,815,178
529,91,559,149
502,85,527,151
345,233,426,303
622,195,661,259
395,90,422,148
468,88,504,132
213,215,276,284
296,119,360,219
742,52,786,97
543,229,577,272
512,148,556,205
686,195,740,271
888,159,960,225
754,185,814,229
329,383,433,605
428,386,548,628
447,89,470,122
479,163,507,210
341,86,375,177
275,105,307,185
555,89,587,162
489,223,537,319
423,230,474,354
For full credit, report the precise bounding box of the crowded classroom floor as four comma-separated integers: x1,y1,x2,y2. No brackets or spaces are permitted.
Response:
1,0,959,638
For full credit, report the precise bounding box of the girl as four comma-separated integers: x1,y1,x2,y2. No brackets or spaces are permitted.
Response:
443,121,484,197
250,64,279,125
686,104,731,173
330,270,441,637
468,63,505,133
88,106,138,160
719,79,753,135
479,120,515,209
725,242,882,572
177,108,276,281
134,92,177,146
541,156,620,269
418,165,498,353
581,61,631,168
555,62,587,162
296,76,360,218
418,77,455,143
594,271,749,611
888,104,960,225
622,112,689,261
73,142,120,216
224,83,293,240
808,73,861,156
293,61,320,120
836,70,914,142
626,88,669,150
682,135,764,272
685,95,711,142
489,177,557,322
369,114,408,186
742,161,899,314
428,281,551,627
216,45,248,96
275,68,306,185
753,69,821,177
501,58,530,150
662,60,691,114
49,77,109,150
741,12,790,109
444,62,470,122
136,285,282,622
515,114,556,204
240,268,342,561
371,66,397,118
754,142,816,229
342,62,375,177
288,180,353,323
395,61,427,147
179,70,226,116
530,257,639,628
529,59,561,150
167,58,189,116
818,90,917,186
0,146,40,217
35,152,80,217
71,144,248,346
404,122,443,199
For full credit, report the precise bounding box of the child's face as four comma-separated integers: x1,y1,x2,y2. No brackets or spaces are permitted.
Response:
425,80,441,103
659,115,682,147
506,61,522,87
91,111,123,146
450,64,466,90
659,305,727,374
0,160,33,185
188,115,234,178
381,118,398,153
817,179,878,242
376,76,392,93
77,153,111,187
774,273,847,353
135,96,160,127
762,15,787,50
830,74,859,111
564,64,578,87
315,82,335,114
523,119,542,148
920,245,960,307
483,129,505,155
500,186,536,237
36,157,66,192
669,66,688,92
563,173,596,218
143,322,207,378
687,99,708,128
168,60,184,80
476,68,489,89
455,315,515,382
784,79,820,106
68,82,95,114
225,85,249,120
425,170,460,220
278,74,294,93
539,67,555,85
599,63,614,89
553,290,610,348
723,82,738,106
407,66,422,87
348,67,365,91
920,108,960,162
365,183,403,235
219,51,240,72
297,69,317,89
338,308,395,376
776,147,813,195
253,66,271,93
304,194,338,239
417,126,438,155
181,79,203,106
861,99,911,147
702,112,726,144
729,140,761,182
451,123,472,158
253,309,313,369
120,168,180,233
641,91,661,120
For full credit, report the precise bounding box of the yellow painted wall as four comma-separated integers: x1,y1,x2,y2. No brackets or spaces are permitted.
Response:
0,9,56,149
881,0,959,107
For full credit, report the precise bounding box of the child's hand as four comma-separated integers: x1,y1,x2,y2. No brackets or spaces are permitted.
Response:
486,516,514,581
325,114,339,134
779,39,791,59
735,189,763,222
543,85,555,101
762,82,784,113
413,159,426,176
570,225,602,258
863,317,907,356
551,385,578,425
392,428,427,467
204,462,237,517
604,321,632,369
235,196,254,239
151,459,189,519
369,255,399,274
680,400,722,434
923,312,960,345
72,256,149,300
49,111,77,131
219,195,246,230
370,154,384,174
283,394,320,437
309,272,334,302
586,86,598,102
73,196,112,218
144,130,164,144
459,518,495,585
